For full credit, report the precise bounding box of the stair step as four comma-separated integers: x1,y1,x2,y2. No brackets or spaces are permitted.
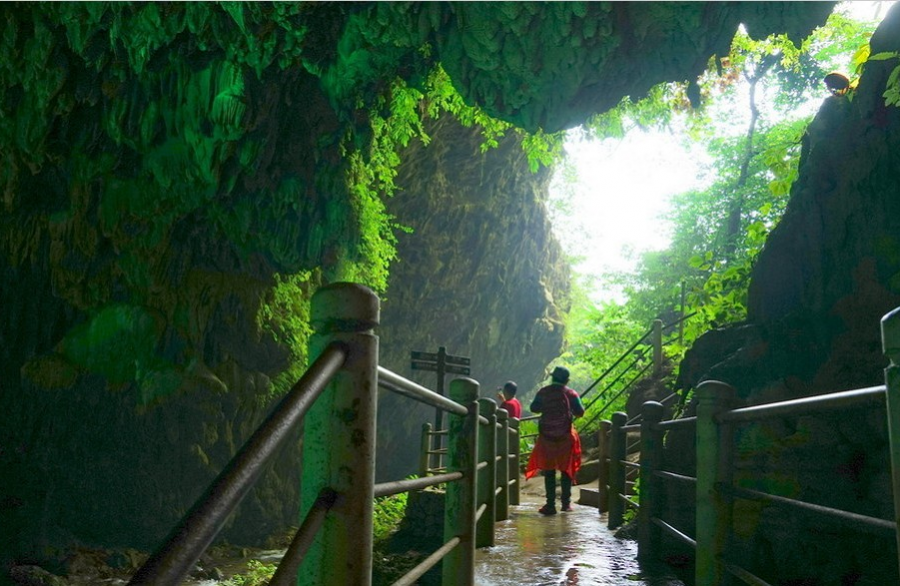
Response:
578,487,601,507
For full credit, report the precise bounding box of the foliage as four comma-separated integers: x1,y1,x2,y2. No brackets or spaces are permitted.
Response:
222,560,276,586
868,51,900,106
1,3,568,399
551,8,878,427
372,488,409,543
622,476,640,524
257,271,319,398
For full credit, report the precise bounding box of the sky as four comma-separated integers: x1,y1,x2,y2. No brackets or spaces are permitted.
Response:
551,1,896,305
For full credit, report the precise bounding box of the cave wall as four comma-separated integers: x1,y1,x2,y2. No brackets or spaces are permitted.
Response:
0,0,838,571
376,116,569,481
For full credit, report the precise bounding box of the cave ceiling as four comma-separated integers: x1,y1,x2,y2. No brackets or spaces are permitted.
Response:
320,1,837,133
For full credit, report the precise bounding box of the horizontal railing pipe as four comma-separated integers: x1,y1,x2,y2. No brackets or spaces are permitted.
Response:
374,472,464,498
391,537,461,586
652,517,696,549
719,385,885,424
657,416,697,430
378,366,468,416
655,470,696,484
128,342,348,586
725,484,896,534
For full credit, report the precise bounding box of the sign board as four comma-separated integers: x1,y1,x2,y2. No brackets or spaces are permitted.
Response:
445,364,471,375
411,360,438,372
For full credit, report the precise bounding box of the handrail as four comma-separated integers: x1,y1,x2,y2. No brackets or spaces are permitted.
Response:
723,484,896,534
374,472,464,498
584,348,649,412
128,342,348,585
599,357,900,586
580,311,696,403
378,366,468,416
129,283,525,586
579,327,654,400
268,487,338,586
718,384,885,423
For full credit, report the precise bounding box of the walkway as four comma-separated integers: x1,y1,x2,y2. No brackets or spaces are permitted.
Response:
474,479,685,586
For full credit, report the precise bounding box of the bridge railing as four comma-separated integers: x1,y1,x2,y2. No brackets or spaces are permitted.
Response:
128,282,514,586
417,407,522,516
600,305,900,585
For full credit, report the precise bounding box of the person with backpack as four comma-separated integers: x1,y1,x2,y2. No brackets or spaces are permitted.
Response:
524,366,585,515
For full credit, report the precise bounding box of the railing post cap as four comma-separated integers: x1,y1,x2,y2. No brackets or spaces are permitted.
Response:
611,411,628,424
641,400,665,421
449,377,480,401
311,282,380,332
696,379,737,402
478,397,498,413
881,307,900,362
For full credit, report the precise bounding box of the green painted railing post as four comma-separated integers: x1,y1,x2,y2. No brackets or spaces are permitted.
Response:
608,412,628,529
443,378,479,586
476,398,497,548
300,283,379,586
509,418,521,505
695,380,736,586
652,319,663,375
881,306,900,576
598,420,611,514
419,423,433,478
496,409,510,521
638,401,665,561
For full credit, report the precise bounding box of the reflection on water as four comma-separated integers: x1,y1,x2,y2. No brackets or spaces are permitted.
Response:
474,490,682,586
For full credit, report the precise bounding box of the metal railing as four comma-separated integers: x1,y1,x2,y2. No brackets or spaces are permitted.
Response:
418,417,521,512
596,305,900,585
128,282,519,586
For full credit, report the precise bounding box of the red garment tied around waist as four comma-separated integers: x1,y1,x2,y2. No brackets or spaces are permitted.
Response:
524,427,582,482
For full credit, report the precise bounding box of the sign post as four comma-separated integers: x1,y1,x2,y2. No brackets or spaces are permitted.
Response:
411,346,471,471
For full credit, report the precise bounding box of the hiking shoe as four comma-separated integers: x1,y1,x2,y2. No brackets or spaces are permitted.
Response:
538,504,557,516
561,504,574,512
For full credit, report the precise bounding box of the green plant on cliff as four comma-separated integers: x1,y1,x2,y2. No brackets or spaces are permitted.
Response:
223,560,276,586
2,2,568,400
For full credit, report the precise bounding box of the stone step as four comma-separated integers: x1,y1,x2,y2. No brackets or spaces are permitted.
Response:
578,487,601,508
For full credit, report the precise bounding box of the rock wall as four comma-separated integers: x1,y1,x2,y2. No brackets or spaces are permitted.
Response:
376,117,569,481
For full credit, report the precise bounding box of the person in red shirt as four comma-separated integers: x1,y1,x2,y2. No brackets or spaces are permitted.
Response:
525,366,585,515
496,381,522,419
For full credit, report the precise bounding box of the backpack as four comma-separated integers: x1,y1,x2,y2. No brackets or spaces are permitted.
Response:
538,385,573,440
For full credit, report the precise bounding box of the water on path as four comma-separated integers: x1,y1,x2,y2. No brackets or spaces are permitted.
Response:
474,485,684,586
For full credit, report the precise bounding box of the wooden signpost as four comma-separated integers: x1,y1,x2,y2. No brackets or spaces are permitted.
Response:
411,346,470,471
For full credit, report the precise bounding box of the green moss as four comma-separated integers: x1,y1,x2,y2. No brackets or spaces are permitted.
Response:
1,2,561,401
257,271,318,397
59,304,164,385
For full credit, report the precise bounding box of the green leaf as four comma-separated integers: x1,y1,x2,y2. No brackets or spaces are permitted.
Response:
869,51,900,62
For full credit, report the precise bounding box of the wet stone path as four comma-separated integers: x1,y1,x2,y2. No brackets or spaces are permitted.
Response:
474,480,685,586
